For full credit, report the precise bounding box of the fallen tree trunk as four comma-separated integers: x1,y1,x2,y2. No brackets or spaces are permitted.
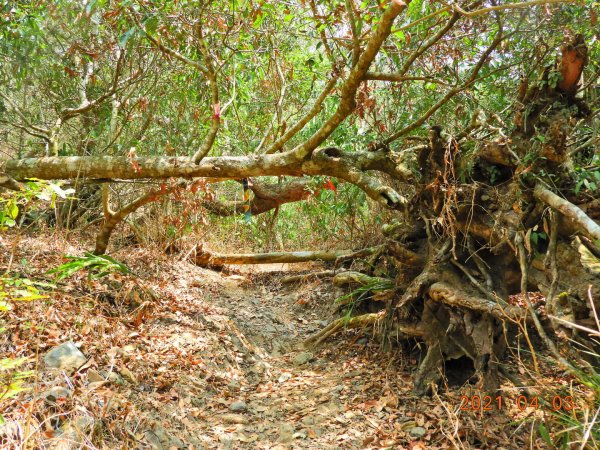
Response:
1,147,411,209
193,249,351,267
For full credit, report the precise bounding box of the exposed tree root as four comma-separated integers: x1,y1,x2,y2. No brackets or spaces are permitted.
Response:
516,234,583,377
428,282,524,321
332,271,391,288
534,184,600,241
304,312,423,348
334,245,386,268
280,270,341,284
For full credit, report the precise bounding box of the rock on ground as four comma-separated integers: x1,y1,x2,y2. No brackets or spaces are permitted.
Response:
43,342,87,372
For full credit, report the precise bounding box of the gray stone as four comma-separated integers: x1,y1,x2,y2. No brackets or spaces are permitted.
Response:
293,352,313,366
227,380,241,391
293,430,308,440
249,362,268,374
409,426,427,438
278,372,292,383
229,400,247,412
118,367,138,384
100,370,125,385
52,415,98,450
40,386,71,404
44,342,86,371
191,396,204,408
144,424,184,450
356,337,369,345
278,422,295,443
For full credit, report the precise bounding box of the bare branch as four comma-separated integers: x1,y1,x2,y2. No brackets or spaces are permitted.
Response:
383,26,505,144
345,0,361,67
396,10,461,77
308,0,335,62
534,184,600,241
95,181,184,254
0,91,50,137
60,51,127,121
453,0,576,17
364,73,449,85
265,76,338,154
192,26,221,164
256,48,287,153
130,9,207,73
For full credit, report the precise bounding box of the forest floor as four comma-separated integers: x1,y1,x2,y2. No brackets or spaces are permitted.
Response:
0,231,586,449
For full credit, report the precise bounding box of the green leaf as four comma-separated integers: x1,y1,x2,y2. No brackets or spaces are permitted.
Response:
8,202,19,219
85,0,97,15
144,16,159,35
0,357,28,371
119,27,136,48
531,232,538,246
0,301,12,311
539,423,553,447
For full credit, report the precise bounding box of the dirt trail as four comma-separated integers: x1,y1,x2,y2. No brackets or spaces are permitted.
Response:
1,237,528,449
191,269,384,449
173,266,480,450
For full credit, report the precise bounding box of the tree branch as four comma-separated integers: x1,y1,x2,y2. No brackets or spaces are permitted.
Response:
534,184,600,241
192,26,221,164
130,9,207,74
453,0,576,17
383,25,505,145
289,0,409,160
3,148,411,209
265,76,338,154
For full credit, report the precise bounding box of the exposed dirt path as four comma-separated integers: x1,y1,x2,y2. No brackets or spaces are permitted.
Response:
184,269,403,449
166,267,520,450
1,236,535,449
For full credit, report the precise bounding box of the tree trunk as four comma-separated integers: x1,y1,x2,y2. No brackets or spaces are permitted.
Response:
193,249,351,267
